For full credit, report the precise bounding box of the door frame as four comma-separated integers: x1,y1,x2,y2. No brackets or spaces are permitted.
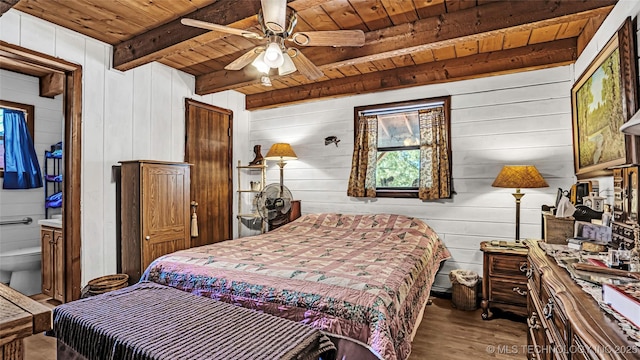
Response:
184,98,233,242
0,41,82,301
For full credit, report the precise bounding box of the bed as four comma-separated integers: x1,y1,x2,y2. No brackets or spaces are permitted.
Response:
141,213,451,360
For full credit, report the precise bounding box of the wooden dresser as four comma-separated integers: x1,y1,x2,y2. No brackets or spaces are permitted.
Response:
119,160,191,284
480,241,529,319
526,240,638,360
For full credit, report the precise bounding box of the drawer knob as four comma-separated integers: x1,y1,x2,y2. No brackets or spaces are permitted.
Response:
513,286,527,296
145,236,151,241
543,299,554,319
527,312,541,330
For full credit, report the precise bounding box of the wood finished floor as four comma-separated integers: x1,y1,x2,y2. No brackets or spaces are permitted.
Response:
24,296,526,360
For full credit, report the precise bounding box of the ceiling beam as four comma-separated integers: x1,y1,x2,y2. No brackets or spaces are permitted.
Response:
113,0,262,71
112,0,329,71
195,0,614,95
0,0,19,16
244,38,577,110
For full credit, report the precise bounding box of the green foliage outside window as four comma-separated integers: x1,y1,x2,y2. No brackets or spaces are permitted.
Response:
375,150,420,188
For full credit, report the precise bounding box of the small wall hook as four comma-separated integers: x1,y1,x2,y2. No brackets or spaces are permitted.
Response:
324,136,340,147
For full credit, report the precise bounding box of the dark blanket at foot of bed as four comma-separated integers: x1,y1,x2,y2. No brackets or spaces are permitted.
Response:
51,282,336,360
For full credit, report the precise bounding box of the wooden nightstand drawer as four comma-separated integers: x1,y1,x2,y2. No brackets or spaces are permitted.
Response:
488,253,528,278
489,278,528,305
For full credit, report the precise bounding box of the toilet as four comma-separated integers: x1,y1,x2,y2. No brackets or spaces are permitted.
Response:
0,246,42,295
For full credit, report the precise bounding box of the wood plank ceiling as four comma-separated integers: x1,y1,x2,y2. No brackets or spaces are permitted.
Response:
3,0,617,109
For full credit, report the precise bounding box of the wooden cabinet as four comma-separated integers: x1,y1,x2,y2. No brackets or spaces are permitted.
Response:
41,226,64,302
526,240,637,360
119,160,191,284
480,241,528,319
612,166,639,250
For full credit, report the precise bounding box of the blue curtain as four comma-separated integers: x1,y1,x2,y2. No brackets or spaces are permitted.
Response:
3,109,43,189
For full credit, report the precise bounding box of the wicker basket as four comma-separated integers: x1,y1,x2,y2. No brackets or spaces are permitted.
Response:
450,270,479,311
81,274,129,298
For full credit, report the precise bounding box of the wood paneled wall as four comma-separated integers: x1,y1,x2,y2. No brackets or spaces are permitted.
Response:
0,69,63,253
249,67,576,291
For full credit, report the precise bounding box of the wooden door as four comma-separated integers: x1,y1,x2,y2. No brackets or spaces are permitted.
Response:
140,163,191,270
40,228,54,297
53,229,65,302
185,99,233,246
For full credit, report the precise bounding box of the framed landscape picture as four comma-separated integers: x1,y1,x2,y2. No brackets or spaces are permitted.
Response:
571,17,637,179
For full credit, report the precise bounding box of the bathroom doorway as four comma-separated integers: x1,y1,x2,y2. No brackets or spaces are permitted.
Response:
0,41,83,301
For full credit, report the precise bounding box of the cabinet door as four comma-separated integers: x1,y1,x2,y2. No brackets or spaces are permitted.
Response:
53,229,65,302
41,228,54,297
140,164,190,271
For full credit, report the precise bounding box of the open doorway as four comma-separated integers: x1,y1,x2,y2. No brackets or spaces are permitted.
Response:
0,40,82,301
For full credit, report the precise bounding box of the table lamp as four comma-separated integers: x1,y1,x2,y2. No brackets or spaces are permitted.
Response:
492,165,548,241
264,143,297,195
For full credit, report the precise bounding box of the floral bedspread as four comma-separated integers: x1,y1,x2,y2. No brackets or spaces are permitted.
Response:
141,213,451,360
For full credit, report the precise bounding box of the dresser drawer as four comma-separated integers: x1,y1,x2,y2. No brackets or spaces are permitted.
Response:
540,285,569,355
489,278,528,306
527,293,547,360
489,253,528,278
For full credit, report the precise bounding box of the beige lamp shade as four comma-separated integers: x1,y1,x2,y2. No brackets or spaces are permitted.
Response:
492,165,548,189
265,143,298,161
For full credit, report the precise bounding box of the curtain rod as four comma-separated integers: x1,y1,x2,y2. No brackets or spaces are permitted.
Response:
360,102,444,116
0,105,29,114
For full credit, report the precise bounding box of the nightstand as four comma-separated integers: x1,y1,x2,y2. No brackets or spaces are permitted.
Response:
479,241,528,320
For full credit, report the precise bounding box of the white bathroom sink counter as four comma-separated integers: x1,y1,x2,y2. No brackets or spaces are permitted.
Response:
38,218,62,228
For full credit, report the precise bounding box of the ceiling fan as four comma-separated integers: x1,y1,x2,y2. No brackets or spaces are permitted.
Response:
181,0,365,82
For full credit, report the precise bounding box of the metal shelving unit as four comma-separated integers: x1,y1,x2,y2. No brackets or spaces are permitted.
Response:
44,142,63,219
236,160,266,237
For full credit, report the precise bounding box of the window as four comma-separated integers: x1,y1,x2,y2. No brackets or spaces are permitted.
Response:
0,100,35,179
348,97,452,199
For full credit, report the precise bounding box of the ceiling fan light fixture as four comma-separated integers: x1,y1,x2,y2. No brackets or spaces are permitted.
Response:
251,52,270,74
278,52,296,76
263,42,284,68
261,0,287,33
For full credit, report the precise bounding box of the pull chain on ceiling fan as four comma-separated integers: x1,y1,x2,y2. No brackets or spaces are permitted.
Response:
181,0,365,81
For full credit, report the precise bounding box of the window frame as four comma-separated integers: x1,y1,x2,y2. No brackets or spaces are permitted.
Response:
0,100,36,178
354,96,451,198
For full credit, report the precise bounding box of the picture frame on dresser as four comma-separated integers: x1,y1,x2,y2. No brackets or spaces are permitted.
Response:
571,17,638,180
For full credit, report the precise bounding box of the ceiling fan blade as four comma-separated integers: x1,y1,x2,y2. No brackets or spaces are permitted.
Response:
261,0,287,33
225,47,264,71
291,30,365,47
288,48,323,80
181,18,263,39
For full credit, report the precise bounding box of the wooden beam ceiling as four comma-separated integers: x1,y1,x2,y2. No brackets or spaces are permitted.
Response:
113,0,329,71
195,0,615,95
244,38,577,109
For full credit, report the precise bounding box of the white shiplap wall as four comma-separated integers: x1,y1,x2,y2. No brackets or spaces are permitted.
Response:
0,70,63,253
0,10,250,285
249,68,576,291
248,0,640,292
2,0,640,291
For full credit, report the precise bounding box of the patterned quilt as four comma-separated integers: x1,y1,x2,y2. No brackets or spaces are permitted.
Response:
141,213,451,360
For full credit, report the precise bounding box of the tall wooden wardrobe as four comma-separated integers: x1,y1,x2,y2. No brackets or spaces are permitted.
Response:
119,160,191,283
